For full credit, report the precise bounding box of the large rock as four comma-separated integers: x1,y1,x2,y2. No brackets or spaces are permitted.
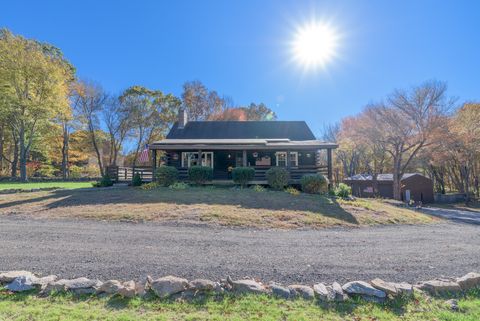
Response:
118,281,136,298
288,285,315,300
188,279,215,291
31,275,58,287
150,276,188,298
6,276,35,292
0,271,36,283
417,280,462,295
270,283,291,299
313,283,335,302
231,279,266,294
370,279,413,297
41,277,101,295
342,281,386,298
97,280,123,294
332,282,348,301
456,272,480,291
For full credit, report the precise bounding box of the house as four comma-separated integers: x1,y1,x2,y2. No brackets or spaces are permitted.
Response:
344,173,434,203
148,109,338,183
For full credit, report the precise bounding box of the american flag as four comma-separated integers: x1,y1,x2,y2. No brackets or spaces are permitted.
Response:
138,144,150,164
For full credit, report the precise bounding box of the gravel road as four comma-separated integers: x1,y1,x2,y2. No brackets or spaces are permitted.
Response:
0,217,479,284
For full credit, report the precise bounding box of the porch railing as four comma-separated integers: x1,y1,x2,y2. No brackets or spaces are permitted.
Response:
106,165,328,183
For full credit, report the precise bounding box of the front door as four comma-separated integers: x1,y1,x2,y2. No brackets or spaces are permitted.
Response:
214,151,236,179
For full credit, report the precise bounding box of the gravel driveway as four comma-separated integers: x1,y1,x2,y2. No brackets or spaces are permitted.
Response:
0,217,479,284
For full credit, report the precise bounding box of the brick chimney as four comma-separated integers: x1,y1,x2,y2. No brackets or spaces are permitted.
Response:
177,108,188,129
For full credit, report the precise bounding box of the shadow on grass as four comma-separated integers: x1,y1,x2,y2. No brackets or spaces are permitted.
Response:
0,186,359,225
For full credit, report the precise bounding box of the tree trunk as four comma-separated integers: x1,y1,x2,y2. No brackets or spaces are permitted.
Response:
90,129,104,177
19,123,27,182
11,136,18,178
392,156,402,201
61,122,69,179
0,125,4,175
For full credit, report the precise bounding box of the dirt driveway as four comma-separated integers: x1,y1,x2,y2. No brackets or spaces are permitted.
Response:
0,216,478,284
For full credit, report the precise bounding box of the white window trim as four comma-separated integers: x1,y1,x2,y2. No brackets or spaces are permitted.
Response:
181,152,214,168
275,151,298,167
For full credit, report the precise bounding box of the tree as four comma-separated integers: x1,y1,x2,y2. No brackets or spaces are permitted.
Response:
103,95,130,166
357,81,451,200
71,80,107,176
120,86,180,167
208,103,277,121
0,29,71,181
181,80,228,120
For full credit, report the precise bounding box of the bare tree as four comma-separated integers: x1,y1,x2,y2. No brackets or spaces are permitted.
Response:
360,81,451,200
103,95,130,166
71,80,107,176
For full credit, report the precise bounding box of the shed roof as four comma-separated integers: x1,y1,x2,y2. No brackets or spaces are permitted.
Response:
345,173,426,181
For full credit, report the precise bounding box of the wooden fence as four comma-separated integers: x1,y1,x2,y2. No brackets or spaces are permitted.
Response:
106,166,153,182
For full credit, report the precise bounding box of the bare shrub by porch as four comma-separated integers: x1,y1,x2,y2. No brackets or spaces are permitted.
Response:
300,174,328,194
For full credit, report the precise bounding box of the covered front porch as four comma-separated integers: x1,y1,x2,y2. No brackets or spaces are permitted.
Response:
149,139,337,184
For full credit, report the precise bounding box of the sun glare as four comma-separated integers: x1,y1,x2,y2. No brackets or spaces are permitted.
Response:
292,22,338,70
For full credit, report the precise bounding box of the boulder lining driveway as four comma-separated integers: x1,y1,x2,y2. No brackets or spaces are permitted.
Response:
0,217,479,284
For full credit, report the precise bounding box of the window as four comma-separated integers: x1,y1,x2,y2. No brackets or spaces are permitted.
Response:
181,152,214,168
289,152,298,167
275,152,298,167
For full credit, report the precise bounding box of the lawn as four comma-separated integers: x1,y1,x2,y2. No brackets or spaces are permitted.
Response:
0,185,436,228
0,181,93,191
0,290,479,321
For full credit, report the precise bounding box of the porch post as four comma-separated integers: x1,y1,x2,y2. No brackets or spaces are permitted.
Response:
198,149,202,166
152,149,157,178
286,150,291,169
242,150,247,167
327,148,333,185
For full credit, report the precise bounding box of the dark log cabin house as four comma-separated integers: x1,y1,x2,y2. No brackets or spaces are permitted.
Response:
148,109,338,184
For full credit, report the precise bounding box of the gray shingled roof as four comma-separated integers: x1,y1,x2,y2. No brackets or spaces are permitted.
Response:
166,121,316,141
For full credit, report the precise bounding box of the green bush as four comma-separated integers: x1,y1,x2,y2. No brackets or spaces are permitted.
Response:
285,186,300,195
335,183,352,198
300,174,328,194
188,166,213,184
169,182,189,190
93,174,114,187
232,167,255,187
155,166,178,187
266,167,289,190
131,173,142,186
37,164,57,177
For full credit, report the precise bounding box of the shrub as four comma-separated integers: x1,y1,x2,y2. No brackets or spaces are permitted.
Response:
232,167,255,187
335,183,352,198
93,174,114,187
69,165,83,178
169,182,189,190
37,164,57,178
266,167,289,190
285,186,300,195
131,173,142,186
141,182,159,190
300,174,329,194
188,166,213,184
155,166,178,187
251,184,266,192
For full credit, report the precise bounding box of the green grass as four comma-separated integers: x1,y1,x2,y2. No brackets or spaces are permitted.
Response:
0,290,479,321
0,181,93,191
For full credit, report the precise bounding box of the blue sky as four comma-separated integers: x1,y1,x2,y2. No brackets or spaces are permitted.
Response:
2,0,479,137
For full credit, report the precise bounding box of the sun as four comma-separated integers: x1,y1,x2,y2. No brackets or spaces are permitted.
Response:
292,22,339,69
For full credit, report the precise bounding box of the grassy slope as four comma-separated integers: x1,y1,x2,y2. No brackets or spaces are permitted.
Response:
0,291,479,321
0,186,435,228
0,181,93,190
